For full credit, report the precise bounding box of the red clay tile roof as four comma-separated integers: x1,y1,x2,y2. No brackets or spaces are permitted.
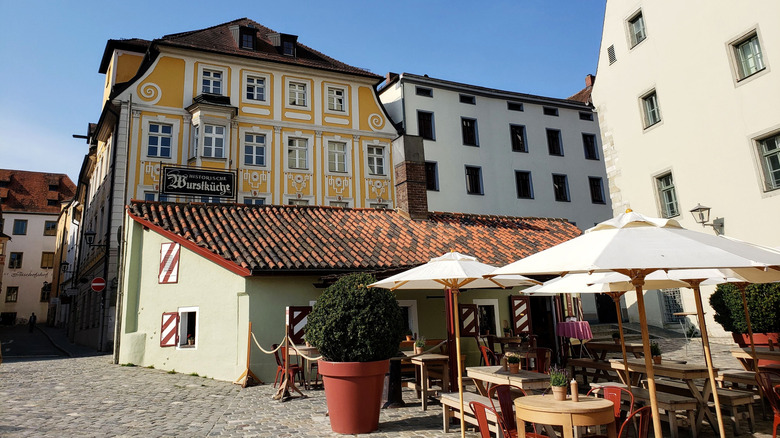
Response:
127,201,581,276
155,18,380,80
0,169,76,213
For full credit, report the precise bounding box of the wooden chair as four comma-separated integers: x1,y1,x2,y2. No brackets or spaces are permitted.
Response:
524,347,552,373
470,400,510,438
757,369,780,438
480,345,500,366
488,384,546,438
272,344,305,389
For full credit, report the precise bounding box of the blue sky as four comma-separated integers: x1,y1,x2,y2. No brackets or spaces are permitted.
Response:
0,0,606,183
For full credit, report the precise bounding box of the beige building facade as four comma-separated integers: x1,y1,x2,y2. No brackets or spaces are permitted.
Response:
590,1,780,333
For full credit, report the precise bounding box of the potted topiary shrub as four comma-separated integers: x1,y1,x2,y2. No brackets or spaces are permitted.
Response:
710,283,780,348
650,341,662,364
305,272,404,434
611,331,621,344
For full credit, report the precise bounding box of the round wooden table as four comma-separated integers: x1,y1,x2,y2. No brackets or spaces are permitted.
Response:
514,395,617,438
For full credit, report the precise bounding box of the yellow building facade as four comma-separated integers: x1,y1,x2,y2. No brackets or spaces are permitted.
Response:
100,20,397,208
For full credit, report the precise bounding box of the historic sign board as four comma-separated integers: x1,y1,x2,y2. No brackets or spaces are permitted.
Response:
160,166,236,200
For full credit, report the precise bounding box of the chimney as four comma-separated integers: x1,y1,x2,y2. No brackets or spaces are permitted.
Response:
585,74,596,87
393,135,429,220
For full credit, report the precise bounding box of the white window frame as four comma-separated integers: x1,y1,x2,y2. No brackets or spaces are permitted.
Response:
287,80,309,108
202,124,226,158
627,10,647,48
473,298,501,336
641,90,661,129
243,197,266,205
367,145,386,176
755,131,780,192
243,72,269,104
243,132,267,167
199,66,225,95
287,137,309,170
328,141,348,173
177,306,199,348
143,116,179,161
655,172,679,218
727,29,768,83
325,84,349,115
397,300,419,338
147,122,173,159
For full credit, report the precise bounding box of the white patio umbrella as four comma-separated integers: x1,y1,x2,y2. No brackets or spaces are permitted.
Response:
370,251,539,438
488,210,780,438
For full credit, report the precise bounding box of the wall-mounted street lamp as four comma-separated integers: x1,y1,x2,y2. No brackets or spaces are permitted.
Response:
84,230,108,247
60,261,76,274
690,203,725,235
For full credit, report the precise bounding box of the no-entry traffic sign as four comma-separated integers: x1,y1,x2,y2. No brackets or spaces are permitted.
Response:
91,277,106,292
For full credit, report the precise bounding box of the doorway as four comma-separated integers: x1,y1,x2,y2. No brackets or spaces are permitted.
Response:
595,293,619,324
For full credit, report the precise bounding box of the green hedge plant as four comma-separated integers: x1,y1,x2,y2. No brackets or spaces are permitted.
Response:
306,272,404,362
709,283,780,333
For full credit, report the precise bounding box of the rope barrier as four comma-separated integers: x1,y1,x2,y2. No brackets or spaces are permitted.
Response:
288,342,323,362
391,340,449,359
251,332,286,354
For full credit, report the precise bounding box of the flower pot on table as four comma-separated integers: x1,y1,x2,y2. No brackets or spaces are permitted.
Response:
551,385,567,401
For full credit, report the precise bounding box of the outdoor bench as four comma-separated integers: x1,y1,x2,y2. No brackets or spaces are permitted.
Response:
589,382,698,438
650,378,755,435
569,358,621,385
440,392,500,434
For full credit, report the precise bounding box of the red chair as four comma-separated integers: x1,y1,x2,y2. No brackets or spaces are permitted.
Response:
272,344,305,388
480,345,500,366
488,384,546,438
524,347,552,373
586,385,636,424
757,369,780,438
618,406,653,438
470,400,511,438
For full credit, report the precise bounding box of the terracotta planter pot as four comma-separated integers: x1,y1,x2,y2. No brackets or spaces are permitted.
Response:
318,359,389,434
732,332,780,366
551,385,567,401
508,363,520,374
414,346,424,355
406,335,413,341
653,356,662,364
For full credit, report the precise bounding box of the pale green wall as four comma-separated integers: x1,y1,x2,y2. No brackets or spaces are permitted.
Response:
119,220,246,381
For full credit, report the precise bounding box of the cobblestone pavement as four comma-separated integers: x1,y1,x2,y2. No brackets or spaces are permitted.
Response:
0,328,775,437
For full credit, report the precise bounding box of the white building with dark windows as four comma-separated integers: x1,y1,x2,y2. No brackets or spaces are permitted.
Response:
592,1,780,333
379,73,613,230
0,170,75,326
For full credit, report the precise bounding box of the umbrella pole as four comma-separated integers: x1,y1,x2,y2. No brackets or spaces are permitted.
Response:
452,288,466,438
633,277,664,438
737,283,759,375
611,292,632,388
692,282,726,438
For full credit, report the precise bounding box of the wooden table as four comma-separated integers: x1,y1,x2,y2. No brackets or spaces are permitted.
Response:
407,353,449,411
514,395,617,438
585,342,645,360
466,365,550,396
290,345,320,388
609,358,717,435
731,347,780,370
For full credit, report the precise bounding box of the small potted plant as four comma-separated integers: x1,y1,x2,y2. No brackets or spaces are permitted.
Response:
414,336,426,355
650,341,662,364
612,331,621,344
405,330,413,342
187,334,195,346
549,365,569,400
505,352,521,374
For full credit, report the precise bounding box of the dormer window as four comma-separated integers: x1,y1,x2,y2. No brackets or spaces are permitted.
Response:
283,41,295,56
241,33,255,50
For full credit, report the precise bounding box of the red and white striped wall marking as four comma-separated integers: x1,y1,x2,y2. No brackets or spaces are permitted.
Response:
159,243,180,284
160,312,179,347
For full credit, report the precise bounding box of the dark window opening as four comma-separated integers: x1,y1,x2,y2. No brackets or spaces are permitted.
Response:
418,111,435,140
507,102,524,112
543,107,559,116
462,118,478,146
510,125,527,152
415,87,433,97
553,174,570,202
425,162,439,191
547,129,563,156
515,171,533,199
465,166,483,195
459,94,475,104
589,177,606,204
583,134,599,160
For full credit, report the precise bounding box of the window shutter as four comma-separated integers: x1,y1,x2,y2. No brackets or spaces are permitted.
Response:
287,306,312,344
459,304,479,337
511,296,532,335
160,312,179,347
